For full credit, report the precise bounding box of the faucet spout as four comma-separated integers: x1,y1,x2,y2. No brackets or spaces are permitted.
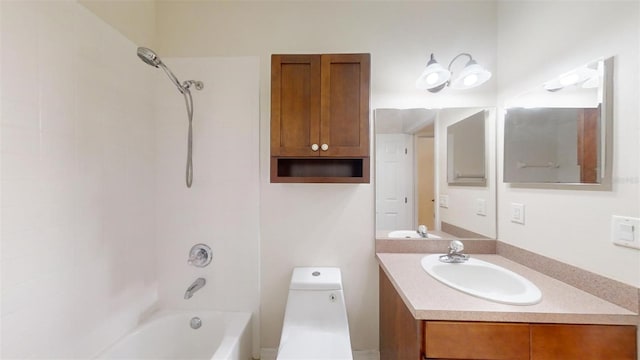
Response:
417,225,428,238
184,277,206,299
439,240,469,263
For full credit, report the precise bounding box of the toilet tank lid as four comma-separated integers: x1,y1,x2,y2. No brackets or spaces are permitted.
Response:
289,267,343,290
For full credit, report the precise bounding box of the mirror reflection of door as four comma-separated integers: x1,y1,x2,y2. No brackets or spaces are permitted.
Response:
375,134,414,230
417,136,435,229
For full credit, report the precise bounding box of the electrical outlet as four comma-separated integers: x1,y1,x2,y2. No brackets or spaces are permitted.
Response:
476,199,486,216
510,203,525,224
439,195,449,208
612,216,640,250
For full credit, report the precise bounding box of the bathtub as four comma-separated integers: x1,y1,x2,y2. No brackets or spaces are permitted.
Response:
96,310,252,360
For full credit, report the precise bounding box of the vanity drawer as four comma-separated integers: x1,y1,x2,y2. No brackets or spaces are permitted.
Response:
530,324,636,360
424,321,530,360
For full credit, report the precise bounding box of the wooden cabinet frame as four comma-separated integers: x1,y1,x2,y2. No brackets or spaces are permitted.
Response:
271,53,370,183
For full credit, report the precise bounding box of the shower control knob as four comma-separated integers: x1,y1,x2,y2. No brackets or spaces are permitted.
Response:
321,144,329,151
188,244,212,267
311,144,319,151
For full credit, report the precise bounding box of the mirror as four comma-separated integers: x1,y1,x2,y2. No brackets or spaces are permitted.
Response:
503,57,612,186
375,107,497,239
447,110,487,186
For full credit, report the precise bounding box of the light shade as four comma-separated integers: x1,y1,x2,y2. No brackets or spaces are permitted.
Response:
449,60,492,90
416,54,451,91
543,66,599,91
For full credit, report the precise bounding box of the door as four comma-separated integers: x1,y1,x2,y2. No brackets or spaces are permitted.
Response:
376,134,413,230
417,136,435,229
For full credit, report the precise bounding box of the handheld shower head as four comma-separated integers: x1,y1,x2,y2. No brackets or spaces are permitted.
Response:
137,46,185,93
137,46,204,189
137,47,161,67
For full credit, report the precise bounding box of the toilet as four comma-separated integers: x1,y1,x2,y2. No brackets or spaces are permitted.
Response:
277,267,353,360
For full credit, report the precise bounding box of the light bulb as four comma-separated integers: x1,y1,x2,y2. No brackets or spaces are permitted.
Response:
463,74,478,86
426,73,440,85
559,73,580,86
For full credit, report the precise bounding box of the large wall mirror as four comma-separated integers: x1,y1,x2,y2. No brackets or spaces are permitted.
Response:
503,57,613,186
375,107,497,239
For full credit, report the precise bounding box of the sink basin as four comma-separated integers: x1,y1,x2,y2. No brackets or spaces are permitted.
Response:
420,254,542,305
387,230,441,239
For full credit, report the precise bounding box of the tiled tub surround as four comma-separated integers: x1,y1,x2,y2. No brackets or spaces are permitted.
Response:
377,253,637,325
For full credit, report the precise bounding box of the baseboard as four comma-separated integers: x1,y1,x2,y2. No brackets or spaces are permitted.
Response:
259,348,379,360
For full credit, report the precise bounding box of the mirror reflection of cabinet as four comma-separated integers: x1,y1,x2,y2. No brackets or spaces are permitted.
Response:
503,57,612,187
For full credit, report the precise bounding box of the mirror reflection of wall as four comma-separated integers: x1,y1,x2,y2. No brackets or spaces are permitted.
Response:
447,110,487,185
375,107,496,239
437,108,497,239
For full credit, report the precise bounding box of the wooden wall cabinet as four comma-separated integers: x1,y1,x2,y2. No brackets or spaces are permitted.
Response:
379,268,637,360
271,53,370,183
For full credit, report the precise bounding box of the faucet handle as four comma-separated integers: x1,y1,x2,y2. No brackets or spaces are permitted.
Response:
188,244,212,267
448,240,464,254
417,225,428,237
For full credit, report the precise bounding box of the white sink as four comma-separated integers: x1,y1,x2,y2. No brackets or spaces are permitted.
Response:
420,254,542,305
387,230,441,239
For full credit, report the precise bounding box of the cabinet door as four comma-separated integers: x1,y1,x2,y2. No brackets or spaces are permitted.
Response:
424,321,530,360
271,55,321,156
320,54,370,157
531,324,637,360
379,269,422,360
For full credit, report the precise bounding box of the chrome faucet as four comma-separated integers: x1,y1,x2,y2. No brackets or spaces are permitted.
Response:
184,277,206,299
417,225,428,238
439,240,470,263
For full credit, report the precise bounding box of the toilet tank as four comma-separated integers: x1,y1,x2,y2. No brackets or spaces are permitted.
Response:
289,267,343,290
285,268,348,330
278,267,352,359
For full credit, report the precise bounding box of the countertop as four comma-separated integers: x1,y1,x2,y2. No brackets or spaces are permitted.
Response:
377,252,638,325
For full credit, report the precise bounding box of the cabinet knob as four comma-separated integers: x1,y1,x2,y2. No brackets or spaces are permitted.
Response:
311,144,319,151
321,144,329,151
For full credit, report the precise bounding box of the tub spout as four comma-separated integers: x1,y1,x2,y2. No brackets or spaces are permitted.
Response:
184,277,206,299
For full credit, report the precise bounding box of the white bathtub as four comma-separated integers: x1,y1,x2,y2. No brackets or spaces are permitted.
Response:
96,310,252,360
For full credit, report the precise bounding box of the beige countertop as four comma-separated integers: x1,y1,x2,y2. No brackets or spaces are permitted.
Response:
375,229,457,240
377,252,638,325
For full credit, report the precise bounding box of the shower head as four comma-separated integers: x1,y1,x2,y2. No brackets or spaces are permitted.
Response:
137,47,161,67
137,46,185,93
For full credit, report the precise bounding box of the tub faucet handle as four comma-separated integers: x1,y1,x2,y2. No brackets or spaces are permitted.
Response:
188,244,212,267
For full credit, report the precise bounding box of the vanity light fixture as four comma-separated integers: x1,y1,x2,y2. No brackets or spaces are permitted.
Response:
543,65,599,92
416,52,492,93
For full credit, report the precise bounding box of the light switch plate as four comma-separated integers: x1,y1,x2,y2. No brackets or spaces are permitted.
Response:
476,199,486,216
510,203,525,224
439,195,449,208
612,215,640,250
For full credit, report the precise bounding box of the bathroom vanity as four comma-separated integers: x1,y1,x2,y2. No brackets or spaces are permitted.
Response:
378,253,638,360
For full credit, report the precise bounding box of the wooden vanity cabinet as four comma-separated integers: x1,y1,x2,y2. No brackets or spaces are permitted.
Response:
379,268,637,360
271,53,370,183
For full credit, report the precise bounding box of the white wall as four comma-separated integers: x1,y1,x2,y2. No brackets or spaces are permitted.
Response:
437,108,497,238
496,1,640,287
153,57,260,354
156,1,498,352
1,1,157,357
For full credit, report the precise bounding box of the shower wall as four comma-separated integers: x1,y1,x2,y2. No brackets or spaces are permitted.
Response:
153,57,260,356
1,2,157,358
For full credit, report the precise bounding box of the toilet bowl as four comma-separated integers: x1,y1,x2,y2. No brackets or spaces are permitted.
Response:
277,267,353,360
